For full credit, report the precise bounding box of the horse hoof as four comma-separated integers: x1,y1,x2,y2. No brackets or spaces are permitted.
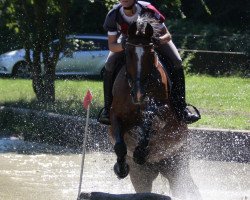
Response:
133,146,149,165
114,162,130,179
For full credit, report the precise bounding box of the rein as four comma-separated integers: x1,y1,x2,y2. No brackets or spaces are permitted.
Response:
126,42,154,47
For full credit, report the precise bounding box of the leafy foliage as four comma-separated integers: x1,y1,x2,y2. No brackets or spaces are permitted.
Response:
69,0,108,34
0,0,248,54
0,0,73,103
168,19,249,54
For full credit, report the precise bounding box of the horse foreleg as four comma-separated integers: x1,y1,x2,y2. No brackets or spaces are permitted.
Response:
160,154,203,200
133,118,152,165
112,118,129,179
127,156,159,193
133,135,150,165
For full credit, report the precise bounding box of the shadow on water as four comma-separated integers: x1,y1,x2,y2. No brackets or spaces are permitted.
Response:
0,136,82,155
189,130,250,163
0,121,113,155
1,128,249,163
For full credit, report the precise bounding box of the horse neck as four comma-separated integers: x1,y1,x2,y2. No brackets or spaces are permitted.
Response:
150,53,169,99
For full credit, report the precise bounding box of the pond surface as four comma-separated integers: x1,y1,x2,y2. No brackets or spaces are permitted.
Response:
0,137,249,200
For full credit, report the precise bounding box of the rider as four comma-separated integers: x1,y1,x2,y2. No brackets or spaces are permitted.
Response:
99,0,201,125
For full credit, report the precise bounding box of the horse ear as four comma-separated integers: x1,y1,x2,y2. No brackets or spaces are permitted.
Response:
145,23,154,38
128,22,137,37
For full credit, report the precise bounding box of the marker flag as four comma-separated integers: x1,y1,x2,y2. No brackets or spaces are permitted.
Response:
83,89,93,109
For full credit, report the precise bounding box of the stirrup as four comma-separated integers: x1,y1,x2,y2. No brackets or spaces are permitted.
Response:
187,104,201,117
183,104,201,124
97,107,111,125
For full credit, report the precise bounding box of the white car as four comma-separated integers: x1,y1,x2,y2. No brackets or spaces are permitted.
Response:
0,34,109,78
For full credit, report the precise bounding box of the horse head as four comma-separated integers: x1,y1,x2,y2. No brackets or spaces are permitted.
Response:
125,22,156,105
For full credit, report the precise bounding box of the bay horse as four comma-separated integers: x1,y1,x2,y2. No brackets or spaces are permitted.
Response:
109,15,202,200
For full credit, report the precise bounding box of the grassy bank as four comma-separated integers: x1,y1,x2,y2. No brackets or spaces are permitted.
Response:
0,76,249,130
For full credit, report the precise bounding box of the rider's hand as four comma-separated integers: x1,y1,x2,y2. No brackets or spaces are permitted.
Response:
152,37,161,47
159,33,172,44
120,36,127,50
152,33,171,47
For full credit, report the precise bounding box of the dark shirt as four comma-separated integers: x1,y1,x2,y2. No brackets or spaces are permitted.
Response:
103,1,165,35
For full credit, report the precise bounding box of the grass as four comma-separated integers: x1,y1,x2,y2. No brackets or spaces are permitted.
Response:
186,76,250,130
0,76,249,130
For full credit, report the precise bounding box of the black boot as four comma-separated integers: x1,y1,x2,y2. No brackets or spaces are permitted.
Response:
171,68,201,124
98,69,113,125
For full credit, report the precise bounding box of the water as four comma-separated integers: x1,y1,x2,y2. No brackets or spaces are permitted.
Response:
0,137,249,200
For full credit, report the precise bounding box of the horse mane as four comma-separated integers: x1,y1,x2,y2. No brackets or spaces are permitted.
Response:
136,14,162,37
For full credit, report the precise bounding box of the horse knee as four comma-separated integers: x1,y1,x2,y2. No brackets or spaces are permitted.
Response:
133,145,149,165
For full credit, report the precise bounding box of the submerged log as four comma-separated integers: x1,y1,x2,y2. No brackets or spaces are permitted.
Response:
79,192,171,200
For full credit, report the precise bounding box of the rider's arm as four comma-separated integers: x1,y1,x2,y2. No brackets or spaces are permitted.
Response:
104,9,124,52
147,3,171,44
103,9,124,52
108,34,124,53
159,24,172,44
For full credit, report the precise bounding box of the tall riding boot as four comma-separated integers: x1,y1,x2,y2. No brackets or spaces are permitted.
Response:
171,68,201,124
98,69,113,125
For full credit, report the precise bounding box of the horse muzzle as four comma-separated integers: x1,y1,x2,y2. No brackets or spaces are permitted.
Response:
131,83,145,105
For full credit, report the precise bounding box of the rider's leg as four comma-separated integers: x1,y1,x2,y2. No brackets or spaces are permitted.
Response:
98,68,113,125
172,67,201,124
156,41,200,124
98,51,124,125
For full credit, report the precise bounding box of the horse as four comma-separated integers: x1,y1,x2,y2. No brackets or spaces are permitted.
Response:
108,15,202,200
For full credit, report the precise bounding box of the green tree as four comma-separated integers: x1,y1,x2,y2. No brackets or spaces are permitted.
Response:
69,0,108,34
1,0,71,103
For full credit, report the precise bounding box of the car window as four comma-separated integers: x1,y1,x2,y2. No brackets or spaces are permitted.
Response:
49,37,108,52
93,39,109,50
65,38,108,51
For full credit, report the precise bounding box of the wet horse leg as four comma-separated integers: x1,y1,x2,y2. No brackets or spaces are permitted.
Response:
112,117,130,179
160,154,202,200
133,114,153,165
127,156,159,193
133,128,151,165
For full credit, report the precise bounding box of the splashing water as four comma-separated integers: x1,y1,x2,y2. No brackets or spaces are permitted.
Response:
0,135,249,200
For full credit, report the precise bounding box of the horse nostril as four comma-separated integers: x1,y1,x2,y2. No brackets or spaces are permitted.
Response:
133,90,144,105
133,100,140,105
130,91,139,105
136,90,143,102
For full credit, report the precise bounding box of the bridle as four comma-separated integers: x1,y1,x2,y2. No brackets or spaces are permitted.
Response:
124,41,157,97
125,42,154,48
